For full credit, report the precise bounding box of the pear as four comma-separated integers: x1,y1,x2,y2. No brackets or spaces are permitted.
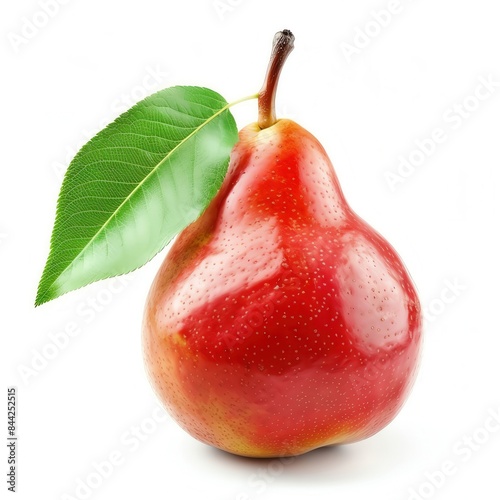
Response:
143,30,422,458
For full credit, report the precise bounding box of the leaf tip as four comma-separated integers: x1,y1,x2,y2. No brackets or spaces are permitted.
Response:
34,277,54,307
34,288,47,308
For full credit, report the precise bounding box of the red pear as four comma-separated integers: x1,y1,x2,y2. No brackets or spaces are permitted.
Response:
143,30,422,458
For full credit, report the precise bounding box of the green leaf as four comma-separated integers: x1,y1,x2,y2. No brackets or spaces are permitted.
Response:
36,86,239,306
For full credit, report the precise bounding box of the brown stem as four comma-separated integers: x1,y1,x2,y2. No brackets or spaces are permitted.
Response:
258,29,295,129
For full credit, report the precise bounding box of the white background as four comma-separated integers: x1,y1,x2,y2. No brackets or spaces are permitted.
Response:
2,1,500,499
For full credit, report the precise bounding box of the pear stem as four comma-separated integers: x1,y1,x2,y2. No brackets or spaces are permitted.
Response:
258,29,295,129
